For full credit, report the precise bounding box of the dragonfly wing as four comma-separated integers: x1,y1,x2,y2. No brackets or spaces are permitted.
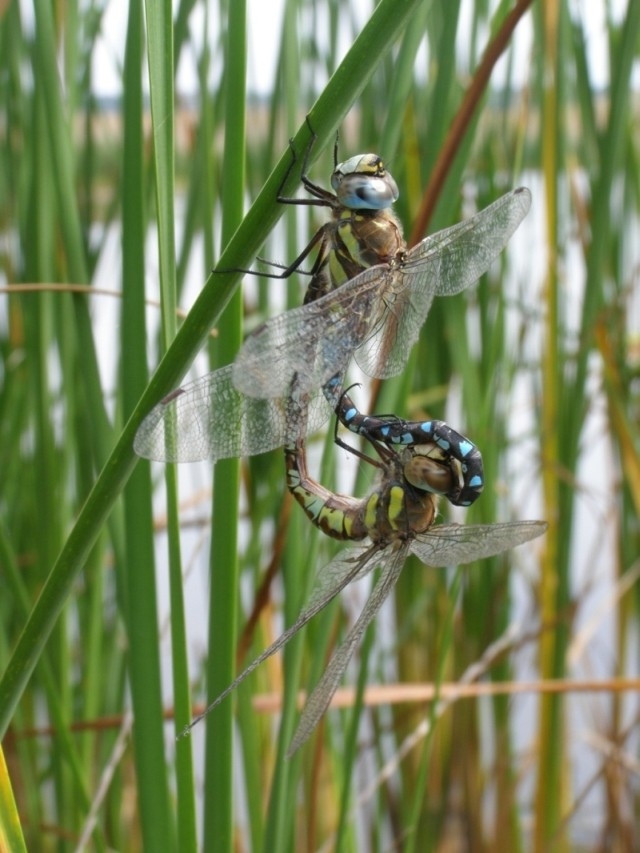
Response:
288,542,408,756
233,270,388,399
353,264,436,378
416,187,532,297
354,188,531,379
181,541,384,734
133,364,333,462
409,520,547,567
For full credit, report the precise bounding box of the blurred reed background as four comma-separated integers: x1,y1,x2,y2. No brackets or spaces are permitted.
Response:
0,0,638,850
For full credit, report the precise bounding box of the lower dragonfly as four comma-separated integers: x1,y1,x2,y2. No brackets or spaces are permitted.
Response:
134,135,530,490
181,379,547,755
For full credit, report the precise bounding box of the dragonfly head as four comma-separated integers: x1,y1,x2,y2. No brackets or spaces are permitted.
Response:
401,445,460,498
331,154,399,211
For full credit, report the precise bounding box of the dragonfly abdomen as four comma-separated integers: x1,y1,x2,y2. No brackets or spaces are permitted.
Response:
285,431,438,545
285,438,370,541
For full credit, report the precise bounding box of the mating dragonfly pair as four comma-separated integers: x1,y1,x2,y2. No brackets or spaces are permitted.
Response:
135,132,546,753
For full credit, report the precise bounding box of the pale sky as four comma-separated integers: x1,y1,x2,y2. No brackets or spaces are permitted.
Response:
88,0,634,98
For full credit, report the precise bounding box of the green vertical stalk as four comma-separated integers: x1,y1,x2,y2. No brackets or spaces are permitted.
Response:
282,0,302,312
534,1,565,848
124,0,175,849
404,572,462,853
202,1,246,850
262,508,312,853
28,81,73,842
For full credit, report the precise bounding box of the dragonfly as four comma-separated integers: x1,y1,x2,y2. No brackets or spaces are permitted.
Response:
134,137,530,492
181,379,547,755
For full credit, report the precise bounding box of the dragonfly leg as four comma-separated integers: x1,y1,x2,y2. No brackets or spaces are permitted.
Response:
277,119,336,207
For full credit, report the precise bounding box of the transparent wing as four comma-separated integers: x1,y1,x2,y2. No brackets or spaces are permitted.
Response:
180,541,389,735
409,519,547,567
233,268,388,398
287,516,546,753
354,188,532,378
423,187,531,298
133,363,334,462
235,189,531,396
288,542,408,756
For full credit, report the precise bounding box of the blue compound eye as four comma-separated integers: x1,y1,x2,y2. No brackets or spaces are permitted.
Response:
331,154,399,210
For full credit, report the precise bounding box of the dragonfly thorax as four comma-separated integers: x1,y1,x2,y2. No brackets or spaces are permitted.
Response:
326,207,405,290
364,472,438,544
303,194,405,304
331,154,399,210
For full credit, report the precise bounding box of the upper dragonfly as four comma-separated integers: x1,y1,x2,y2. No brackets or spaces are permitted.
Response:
134,138,531,469
182,378,547,755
